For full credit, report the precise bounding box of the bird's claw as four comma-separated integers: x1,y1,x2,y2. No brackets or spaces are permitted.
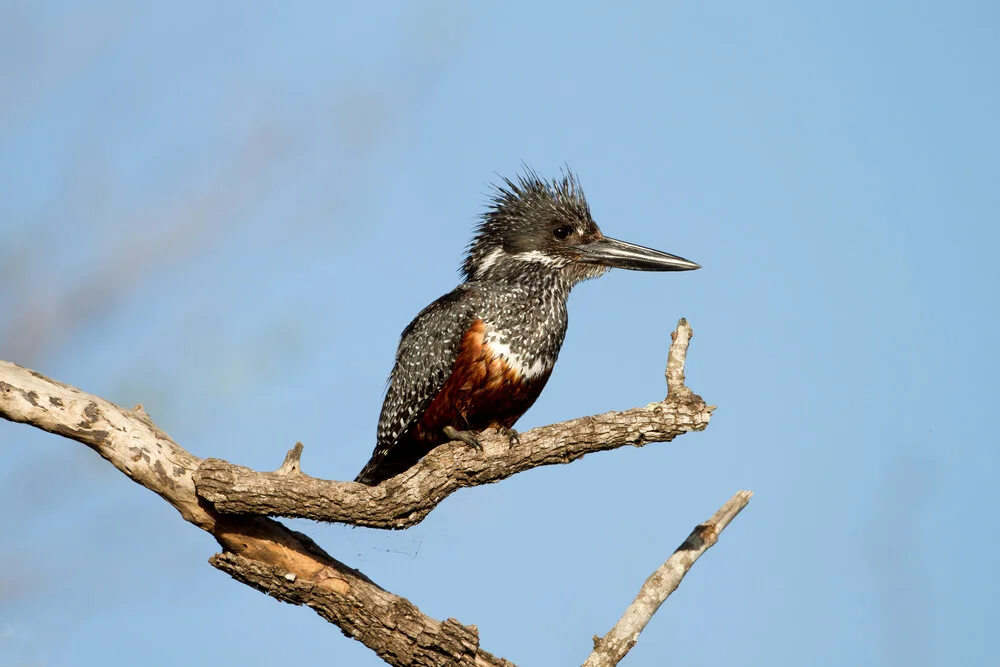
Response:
443,426,483,452
498,426,520,448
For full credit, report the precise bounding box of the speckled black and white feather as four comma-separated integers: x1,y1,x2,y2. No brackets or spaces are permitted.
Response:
362,287,479,478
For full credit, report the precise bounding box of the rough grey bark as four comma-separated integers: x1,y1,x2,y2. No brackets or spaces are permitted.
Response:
0,319,748,666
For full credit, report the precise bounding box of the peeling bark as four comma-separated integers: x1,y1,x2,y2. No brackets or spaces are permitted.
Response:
1,319,748,666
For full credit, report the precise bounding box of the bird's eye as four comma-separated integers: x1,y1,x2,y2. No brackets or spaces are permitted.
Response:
553,226,573,240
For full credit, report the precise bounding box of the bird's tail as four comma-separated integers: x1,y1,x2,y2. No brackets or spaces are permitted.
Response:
354,455,390,486
354,441,430,486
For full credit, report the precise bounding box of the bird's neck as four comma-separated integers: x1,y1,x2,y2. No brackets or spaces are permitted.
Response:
466,263,575,302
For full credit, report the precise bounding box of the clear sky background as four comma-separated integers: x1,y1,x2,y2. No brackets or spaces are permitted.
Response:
1,2,997,666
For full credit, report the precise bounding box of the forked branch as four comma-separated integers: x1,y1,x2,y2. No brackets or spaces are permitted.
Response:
0,319,746,667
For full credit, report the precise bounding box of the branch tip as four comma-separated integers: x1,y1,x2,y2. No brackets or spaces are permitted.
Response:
665,318,694,398
277,442,304,475
582,489,752,667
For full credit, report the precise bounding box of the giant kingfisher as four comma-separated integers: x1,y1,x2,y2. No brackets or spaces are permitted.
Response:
355,171,699,485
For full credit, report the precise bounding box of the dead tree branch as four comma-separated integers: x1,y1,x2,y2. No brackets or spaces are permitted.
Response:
584,490,753,667
0,319,745,666
194,318,713,528
0,360,511,666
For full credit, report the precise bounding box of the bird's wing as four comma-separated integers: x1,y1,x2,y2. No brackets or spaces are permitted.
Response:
354,285,481,484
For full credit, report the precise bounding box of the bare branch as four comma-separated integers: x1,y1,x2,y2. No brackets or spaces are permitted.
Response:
0,318,744,666
0,361,510,666
194,318,713,528
210,551,515,667
583,490,753,667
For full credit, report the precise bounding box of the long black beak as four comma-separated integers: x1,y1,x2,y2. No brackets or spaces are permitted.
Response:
577,236,701,271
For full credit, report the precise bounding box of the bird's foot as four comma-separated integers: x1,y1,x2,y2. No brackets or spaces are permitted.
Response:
443,426,483,452
497,426,520,448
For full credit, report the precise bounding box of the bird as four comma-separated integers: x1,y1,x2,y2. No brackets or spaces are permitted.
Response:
354,170,700,485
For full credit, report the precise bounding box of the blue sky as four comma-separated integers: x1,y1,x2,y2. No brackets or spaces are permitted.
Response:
1,2,997,665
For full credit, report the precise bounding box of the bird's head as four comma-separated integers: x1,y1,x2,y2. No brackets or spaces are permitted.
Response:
462,171,700,284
